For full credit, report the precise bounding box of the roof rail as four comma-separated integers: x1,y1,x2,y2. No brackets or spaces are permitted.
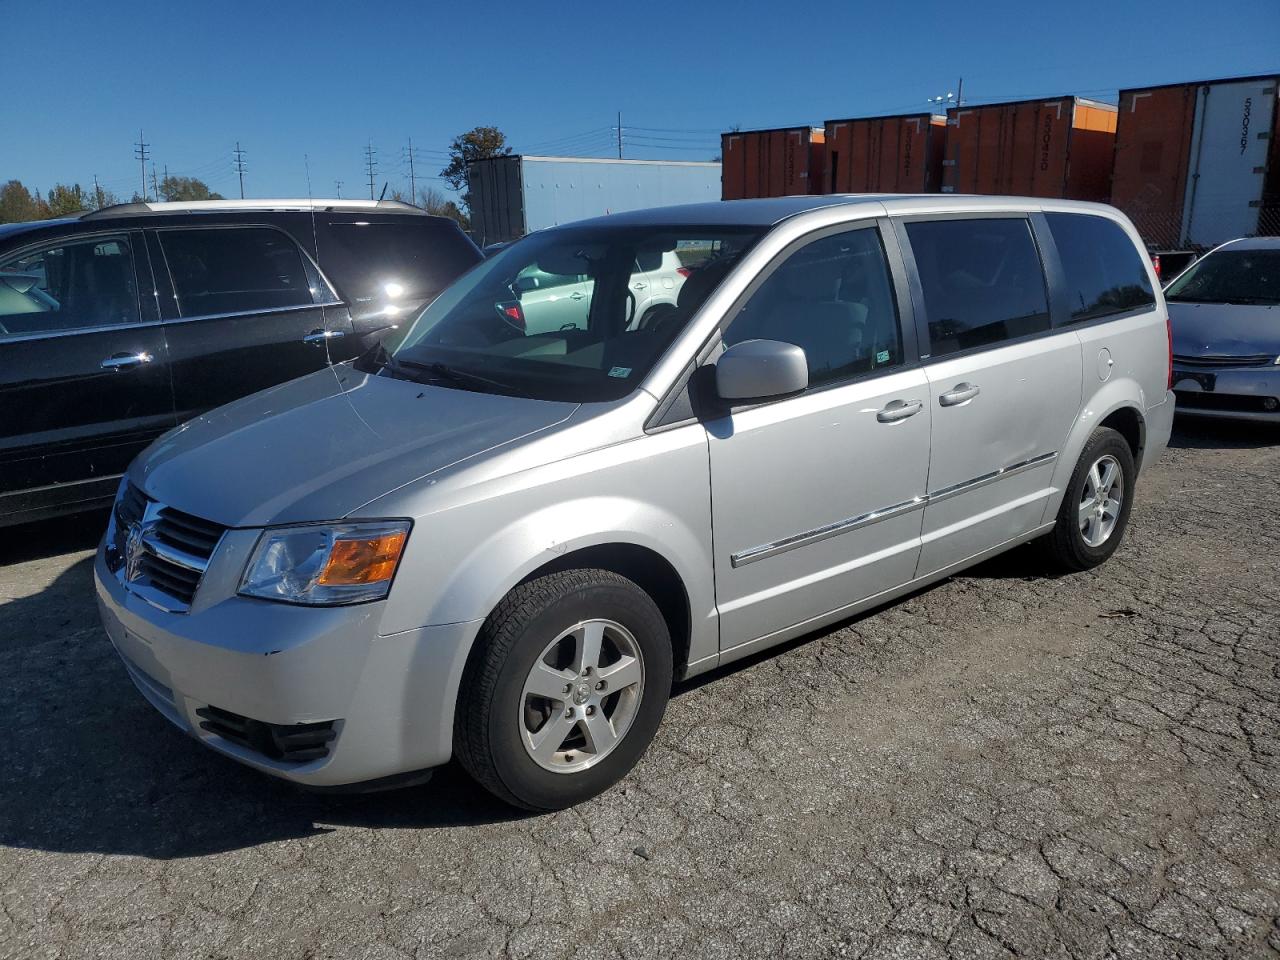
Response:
81,198,428,220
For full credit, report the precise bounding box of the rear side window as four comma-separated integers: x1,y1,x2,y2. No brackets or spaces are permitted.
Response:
725,226,902,389
0,235,140,338
319,221,481,308
1045,214,1154,322
905,218,1050,359
161,228,313,317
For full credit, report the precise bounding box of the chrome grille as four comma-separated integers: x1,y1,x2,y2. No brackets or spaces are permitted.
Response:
1173,354,1275,369
109,484,226,612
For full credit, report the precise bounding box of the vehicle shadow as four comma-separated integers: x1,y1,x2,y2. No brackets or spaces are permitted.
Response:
0,509,111,566
0,554,531,862
1167,416,1280,449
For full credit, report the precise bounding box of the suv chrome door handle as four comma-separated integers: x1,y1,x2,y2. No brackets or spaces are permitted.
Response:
303,329,345,345
100,352,153,371
938,382,981,406
876,399,924,423
569,291,586,301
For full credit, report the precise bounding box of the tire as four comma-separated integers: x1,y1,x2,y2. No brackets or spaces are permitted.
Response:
1036,426,1136,572
454,569,673,811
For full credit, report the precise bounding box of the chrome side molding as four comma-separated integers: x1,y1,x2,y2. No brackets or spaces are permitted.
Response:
730,451,1058,568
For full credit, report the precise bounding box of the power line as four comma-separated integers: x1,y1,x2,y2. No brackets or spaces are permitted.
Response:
234,141,247,199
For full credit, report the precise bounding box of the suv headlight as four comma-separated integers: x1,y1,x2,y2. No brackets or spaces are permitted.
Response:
239,520,410,605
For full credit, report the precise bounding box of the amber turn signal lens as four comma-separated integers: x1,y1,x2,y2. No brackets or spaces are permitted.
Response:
317,531,407,586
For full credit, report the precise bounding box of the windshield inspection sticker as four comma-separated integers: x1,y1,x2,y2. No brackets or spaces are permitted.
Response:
608,366,632,378
876,350,891,364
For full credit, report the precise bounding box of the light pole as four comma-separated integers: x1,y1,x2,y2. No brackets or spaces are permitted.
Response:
929,77,964,193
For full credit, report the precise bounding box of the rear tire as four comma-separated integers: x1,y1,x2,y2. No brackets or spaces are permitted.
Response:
1036,427,1136,572
454,569,673,811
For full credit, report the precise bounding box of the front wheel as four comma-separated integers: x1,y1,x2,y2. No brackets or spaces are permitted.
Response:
1036,426,1136,572
454,569,673,810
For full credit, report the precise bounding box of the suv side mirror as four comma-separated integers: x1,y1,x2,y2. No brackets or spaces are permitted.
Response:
715,339,808,402
513,275,539,294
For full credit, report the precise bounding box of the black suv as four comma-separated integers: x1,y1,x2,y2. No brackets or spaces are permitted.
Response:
0,199,481,527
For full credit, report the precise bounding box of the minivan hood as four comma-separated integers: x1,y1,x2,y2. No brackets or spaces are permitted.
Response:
1168,301,1280,358
133,367,578,528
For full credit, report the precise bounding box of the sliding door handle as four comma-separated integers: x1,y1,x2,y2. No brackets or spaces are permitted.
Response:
876,399,924,423
939,382,981,406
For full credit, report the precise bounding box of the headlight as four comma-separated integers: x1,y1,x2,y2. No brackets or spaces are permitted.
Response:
239,520,410,605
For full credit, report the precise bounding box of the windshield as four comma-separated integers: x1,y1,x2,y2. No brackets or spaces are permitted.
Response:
1166,248,1280,306
370,225,763,402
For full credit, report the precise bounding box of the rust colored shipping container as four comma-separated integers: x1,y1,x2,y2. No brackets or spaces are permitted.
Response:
942,96,1117,202
1111,75,1280,251
720,127,825,199
823,113,947,193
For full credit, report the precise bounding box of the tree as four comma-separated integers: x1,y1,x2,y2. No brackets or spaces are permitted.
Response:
439,126,511,214
0,180,51,224
158,175,224,202
417,186,470,231
89,183,119,211
46,183,89,216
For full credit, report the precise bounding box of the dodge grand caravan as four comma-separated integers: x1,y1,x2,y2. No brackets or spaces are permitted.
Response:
96,195,1174,810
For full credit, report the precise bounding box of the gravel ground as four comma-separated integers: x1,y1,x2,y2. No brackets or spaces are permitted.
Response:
2,418,1278,960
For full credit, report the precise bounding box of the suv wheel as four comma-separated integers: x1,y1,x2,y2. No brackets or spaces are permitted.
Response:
1037,426,1136,572
454,569,673,810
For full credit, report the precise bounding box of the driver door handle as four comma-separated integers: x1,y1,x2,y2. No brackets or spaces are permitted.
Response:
876,399,924,423
569,292,586,301
303,329,345,345
938,382,981,406
100,352,153,371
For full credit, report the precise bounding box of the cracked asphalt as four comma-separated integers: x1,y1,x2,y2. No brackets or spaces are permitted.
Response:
2,418,1278,960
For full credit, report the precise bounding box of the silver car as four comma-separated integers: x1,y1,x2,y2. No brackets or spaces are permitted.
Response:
1167,236,1280,421
95,195,1174,810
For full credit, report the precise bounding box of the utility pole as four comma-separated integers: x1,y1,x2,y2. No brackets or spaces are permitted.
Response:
162,164,169,200
134,129,150,200
617,111,623,159
234,141,247,199
406,137,417,203
334,179,343,198
364,141,378,200
929,76,964,193
150,164,160,202
92,174,104,209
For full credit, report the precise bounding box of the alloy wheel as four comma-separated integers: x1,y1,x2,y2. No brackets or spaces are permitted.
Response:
1078,454,1124,548
519,619,645,774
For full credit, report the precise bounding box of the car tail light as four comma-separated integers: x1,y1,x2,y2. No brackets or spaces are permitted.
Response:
1151,254,1161,281
676,267,692,279
495,300,525,331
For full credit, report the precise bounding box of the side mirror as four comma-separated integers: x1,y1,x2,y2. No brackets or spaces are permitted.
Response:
715,339,808,402
513,275,539,294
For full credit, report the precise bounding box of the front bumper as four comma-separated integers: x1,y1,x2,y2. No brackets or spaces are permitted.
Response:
1172,365,1280,422
94,542,481,787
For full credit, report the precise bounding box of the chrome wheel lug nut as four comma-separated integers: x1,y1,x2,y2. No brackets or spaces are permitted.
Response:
596,680,607,691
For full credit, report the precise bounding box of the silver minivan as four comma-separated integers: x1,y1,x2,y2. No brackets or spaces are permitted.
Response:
95,195,1175,810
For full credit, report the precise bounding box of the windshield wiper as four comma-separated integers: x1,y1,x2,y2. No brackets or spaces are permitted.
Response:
393,357,522,395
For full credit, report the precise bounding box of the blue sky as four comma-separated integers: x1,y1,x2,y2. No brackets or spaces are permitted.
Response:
4,0,1277,203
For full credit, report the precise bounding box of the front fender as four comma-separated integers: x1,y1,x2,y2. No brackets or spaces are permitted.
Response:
377,425,718,667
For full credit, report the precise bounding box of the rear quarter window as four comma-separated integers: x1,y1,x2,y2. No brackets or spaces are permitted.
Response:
1044,214,1155,323
319,220,481,309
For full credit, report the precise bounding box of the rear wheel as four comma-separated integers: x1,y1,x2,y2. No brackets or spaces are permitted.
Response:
454,569,672,810
1037,427,1136,572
